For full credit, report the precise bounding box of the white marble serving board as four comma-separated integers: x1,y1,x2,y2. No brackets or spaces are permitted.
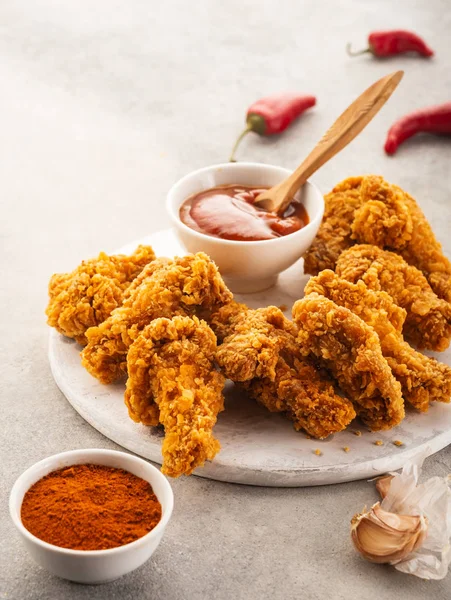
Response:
49,229,451,486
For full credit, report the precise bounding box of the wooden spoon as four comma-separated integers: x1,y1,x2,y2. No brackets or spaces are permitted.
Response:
255,70,404,214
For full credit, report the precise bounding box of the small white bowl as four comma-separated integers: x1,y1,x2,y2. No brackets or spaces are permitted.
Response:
9,449,174,584
166,162,324,293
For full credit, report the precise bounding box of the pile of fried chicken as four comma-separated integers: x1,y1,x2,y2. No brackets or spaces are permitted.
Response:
46,175,451,477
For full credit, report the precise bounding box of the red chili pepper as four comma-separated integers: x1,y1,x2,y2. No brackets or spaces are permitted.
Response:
347,30,434,58
229,93,316,162
384,102,451,155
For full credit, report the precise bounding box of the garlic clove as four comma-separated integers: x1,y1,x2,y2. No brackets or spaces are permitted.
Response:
351,502,428,564
375,474,394,499
372,503,423,533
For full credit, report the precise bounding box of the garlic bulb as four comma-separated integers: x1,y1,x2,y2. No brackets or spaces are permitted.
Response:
351,451,451,579
351,502,428,564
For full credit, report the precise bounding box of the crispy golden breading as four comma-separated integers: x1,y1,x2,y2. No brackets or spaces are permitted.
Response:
303,175,412,275
305,270,451,411
209,301,249,343
304,175,451,301
292,294,405,431
125,316,224,477
216,305,298,382
215,305,356,438
351,176,413,250
336,245,451,352
46,245,156,345
122,256,172,300
399,192,451,302
303,176,363,275
355,184,451,301
241,358,356,439
81,253,233,384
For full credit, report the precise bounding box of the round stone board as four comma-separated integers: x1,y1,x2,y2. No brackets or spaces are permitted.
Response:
49,229,451,486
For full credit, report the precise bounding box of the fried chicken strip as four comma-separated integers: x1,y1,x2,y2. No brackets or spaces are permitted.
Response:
304,175,414,275
125,316,224,477
336,244,451,352
122,256,172,300
209,300,249,343
241,359,356,440
399,191,451,302
305,270,451,411
292,294,404,431
351,175,413,250
46,245,156,345
216,305,299,382
303,176,363,275
214,304,356,438
304,175,451,301
353,183,451,301
81,253,233,384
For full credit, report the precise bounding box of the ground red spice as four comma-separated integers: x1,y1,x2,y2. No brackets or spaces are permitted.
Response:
20,464,162,551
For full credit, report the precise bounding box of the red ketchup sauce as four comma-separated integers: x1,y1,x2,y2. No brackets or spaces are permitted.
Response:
179,185,309,241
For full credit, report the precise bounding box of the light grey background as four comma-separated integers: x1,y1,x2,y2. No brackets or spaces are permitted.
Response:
1,1,451,599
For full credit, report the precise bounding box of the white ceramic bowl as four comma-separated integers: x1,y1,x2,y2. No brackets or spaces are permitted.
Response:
167,162,324,293
9,449,174,584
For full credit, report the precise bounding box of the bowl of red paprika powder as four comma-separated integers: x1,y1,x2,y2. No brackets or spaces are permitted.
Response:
9,449,174,584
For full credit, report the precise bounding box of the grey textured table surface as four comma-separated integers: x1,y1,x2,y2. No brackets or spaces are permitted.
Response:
1,1,451,599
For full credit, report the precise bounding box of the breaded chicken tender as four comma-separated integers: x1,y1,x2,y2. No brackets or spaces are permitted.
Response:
81,253,232,384
214,304,356,438
216,305,299,383
209,301,249,343
303,176,364,275
46,245,156,345
122,256,172,300
292,294,405,431
351,175,413,250
125,316,224,477
241,359,356,440
399,192,451,302
336,245,451,352
305,270,451,411
304,175,451,302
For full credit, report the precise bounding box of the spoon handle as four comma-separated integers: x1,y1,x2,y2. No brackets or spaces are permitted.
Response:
257,70,404,214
